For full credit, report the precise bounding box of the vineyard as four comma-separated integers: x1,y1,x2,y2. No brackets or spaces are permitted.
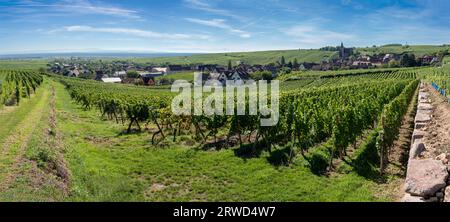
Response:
0,70,43,108
1,66,449,201
54,69,420,174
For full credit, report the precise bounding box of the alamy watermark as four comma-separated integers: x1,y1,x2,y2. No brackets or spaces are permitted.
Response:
171,72,279,126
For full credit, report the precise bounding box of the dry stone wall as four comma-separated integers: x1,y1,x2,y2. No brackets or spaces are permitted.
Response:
402,83,450,202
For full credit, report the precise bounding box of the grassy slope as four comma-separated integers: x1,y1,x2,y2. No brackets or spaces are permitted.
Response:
444,56,450,70
0,79,66,201
0,60,48,70
50,81,390,202
357,45,450,56
126,45,449,66
157,71,196,81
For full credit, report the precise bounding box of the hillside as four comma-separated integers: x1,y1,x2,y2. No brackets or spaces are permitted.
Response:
125,45,450,66
127,49,338,66
356,45,450,57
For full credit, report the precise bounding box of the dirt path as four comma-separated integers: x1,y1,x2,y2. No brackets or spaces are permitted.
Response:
419,84,450,159
0,84,50,191
383,85,419,201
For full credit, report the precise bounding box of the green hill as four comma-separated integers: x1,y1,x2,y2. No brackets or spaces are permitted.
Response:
356,44,450,56
126,45,450,66
128,49,337,66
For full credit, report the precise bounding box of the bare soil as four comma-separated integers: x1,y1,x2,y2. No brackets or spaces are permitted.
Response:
382,85,419,201
420,84,450,159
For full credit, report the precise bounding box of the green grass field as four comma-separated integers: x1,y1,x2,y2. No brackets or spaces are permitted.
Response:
443,56,450,70
0,60,48,70
157,71,196,82
357,45,450,57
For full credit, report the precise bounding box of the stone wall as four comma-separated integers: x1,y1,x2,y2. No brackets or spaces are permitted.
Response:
402,83,450,202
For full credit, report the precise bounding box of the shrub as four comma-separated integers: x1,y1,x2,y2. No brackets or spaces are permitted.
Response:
307,144,331,174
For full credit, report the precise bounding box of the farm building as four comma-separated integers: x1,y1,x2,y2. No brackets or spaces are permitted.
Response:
101,77,122,83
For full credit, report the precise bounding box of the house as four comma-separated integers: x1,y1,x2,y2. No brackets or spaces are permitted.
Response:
300,62,317,70
431,57,440,64
207,71,229,85
139,72,164,85
69,69,80,77
383,54,395,63
95,70,105,81
229,71,250,83
114,71,127,77
420,55,438,64
101,77,122,83
206,70,250,86
352,61,372,68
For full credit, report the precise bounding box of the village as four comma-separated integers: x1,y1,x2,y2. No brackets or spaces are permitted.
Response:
47,43,444,86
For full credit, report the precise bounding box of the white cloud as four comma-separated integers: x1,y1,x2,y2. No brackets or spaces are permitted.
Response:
11,0,141,18
284,25,354,47
185,18,251,38
61,25,211,40
183,0,245,21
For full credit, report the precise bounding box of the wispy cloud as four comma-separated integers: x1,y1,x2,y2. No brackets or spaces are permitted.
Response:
183,0,245,21
185,18,251,38
59,25,211,40
284,25,354,47
6,0,141,18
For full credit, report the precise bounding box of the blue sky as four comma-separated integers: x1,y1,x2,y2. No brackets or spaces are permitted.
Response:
0,0,449,54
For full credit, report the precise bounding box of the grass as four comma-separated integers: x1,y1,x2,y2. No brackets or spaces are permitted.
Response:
443,56,450,70
357,45,450,57
0,79,66,201
48,80,391,202
157,71,196,82
0,60,48,70
0,82,47,144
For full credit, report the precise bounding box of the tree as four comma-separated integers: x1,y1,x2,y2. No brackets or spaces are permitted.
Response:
287,61,293,69
228,60,233,71
400,54,416,67
293,58,300,70
250,71,273,81
388,60,400,68
279,67,292,76
280,56,286,67
38,67,47,73
127,70,140,79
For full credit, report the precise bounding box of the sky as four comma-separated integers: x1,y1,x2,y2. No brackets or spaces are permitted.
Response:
0,0,449,54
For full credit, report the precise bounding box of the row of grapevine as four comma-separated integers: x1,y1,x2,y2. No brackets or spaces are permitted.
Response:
282,70,416,91
378,80,420,173
0,70,43,107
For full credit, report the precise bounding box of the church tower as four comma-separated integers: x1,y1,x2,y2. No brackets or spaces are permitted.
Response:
340,42,345,60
